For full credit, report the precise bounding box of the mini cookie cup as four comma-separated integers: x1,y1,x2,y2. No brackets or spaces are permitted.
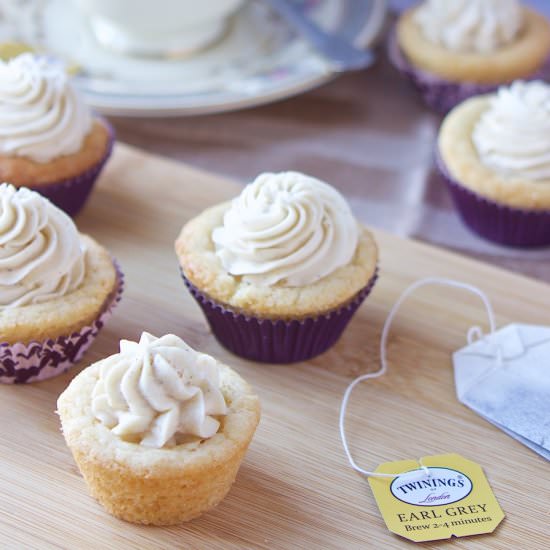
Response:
181,269,378,364
437,154,550,247
388,28,550,114
0,263,123,384
57,361,260,525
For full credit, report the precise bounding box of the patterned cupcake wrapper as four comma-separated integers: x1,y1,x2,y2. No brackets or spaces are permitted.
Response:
0,262,124,384
181,269,378,364
437,154,550,247
387,27,550,114
27,119,115,217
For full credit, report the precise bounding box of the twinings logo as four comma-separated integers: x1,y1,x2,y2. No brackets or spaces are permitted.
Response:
390,467,473,507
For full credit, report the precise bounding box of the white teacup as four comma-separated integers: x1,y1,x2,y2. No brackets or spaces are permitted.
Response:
71,0,245,57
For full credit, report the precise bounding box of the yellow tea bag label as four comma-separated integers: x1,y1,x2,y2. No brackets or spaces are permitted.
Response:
368,453,504,542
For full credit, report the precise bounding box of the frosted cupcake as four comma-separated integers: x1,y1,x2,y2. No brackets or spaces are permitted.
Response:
176,171,378,363
0,184,122,383
438,80,550,247
390,0,550,113
57,332,261,525
0,54,114,216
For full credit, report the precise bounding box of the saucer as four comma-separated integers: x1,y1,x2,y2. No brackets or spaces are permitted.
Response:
0,0,387,116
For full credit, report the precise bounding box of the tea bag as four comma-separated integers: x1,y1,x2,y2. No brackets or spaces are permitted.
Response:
453,323,550,460
339,277,550,476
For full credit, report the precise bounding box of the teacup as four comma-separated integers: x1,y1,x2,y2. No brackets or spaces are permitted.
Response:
71,0,245,57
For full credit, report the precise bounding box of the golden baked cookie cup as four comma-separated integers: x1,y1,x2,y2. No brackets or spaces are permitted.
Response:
176,202,379,364
390,5,550,113
0,236,123,384
438,95,550,247
57,359,260,526
0,118,114,217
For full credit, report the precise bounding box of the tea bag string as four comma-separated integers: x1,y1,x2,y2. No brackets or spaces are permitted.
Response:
339,277,498,480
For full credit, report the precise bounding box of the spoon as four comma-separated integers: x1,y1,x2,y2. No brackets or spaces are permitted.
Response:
263,0,375,72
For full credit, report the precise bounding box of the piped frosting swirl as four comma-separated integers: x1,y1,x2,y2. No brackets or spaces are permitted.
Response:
0,53,92,163
92,333,228,448
212,171,359,287
414,0,523,53
0,183,86,308
472,81,550,181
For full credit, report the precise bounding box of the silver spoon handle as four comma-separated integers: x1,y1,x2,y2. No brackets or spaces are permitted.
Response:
264,0,375,71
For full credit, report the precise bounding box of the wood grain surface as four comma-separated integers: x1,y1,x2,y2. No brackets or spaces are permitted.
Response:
1,144,548,549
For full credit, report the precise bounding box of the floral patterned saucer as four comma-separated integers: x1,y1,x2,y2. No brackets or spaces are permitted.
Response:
0,0,387,116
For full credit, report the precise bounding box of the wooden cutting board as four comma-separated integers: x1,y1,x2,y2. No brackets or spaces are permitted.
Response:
1,144,548,550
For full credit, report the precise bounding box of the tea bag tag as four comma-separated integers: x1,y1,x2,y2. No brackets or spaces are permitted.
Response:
339,278,507,542
369,453,504,543
454,323,550,460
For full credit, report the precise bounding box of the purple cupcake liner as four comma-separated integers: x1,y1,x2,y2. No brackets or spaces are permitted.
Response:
437,154,550,247
27,118,115,217
387,27,550,114
181,269,378,364
0,262,124,384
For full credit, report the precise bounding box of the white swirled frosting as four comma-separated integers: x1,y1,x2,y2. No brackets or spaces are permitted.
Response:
0,54,92,163
92,333,228,448
472,81,550,181
0,184,86,308
212,172,359,287
414,0,523,53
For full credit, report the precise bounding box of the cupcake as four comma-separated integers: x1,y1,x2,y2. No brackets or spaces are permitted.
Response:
57,332,261,526
0,184,122,383
390,0,550,113
175,171,378,364
0,54,114,216
438,80,550,247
